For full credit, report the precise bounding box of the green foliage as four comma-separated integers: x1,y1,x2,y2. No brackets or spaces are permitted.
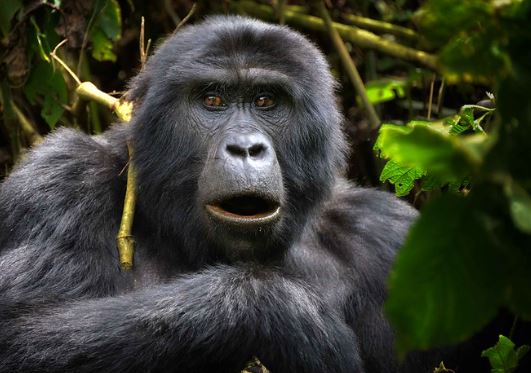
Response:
375,120,489,180
89,0,122,62
447,104,494,135
503,180,531,234
415,0,523,83
379,160,424,196
481,335,530,373
0,0,22,37
365,79,406,104
0,0,123,132
28,13,61,63
386,194,506,354
378,0,531,360
374,116,490,195
21,11,66,129
23,61,67,129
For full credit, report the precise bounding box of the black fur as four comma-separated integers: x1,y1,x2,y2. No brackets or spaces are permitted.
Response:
0,17,426,372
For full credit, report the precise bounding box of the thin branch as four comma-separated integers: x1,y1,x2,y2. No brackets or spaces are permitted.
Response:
436,78,445,117
232,1,438,70
318,1,380,130
76,0,106,77
51,40,82,85
139,16,150,67
427,74,435,119
174,3,197,33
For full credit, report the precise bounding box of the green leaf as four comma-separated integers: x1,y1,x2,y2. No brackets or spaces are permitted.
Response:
29,17,50,62
420,174,468,193
365,79,406,105
481,335,530,373
89,0,122,62
97,0,121,40
447,106,491,135
0,0,22,37
446,115,469,135
380,160,425,196
90,28,117,62
23,61,67,129
385,194,506,354
503,180,531,234
375,122,488,180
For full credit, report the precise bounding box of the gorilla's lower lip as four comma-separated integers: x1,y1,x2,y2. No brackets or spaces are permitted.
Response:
206,195,281,225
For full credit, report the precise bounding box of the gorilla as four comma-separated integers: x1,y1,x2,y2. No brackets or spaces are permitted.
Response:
0,16,425,373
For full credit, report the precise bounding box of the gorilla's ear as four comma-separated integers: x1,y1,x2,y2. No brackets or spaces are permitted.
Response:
125,69,151,105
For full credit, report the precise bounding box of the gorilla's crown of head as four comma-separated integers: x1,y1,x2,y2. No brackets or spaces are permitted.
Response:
128,16,338,105
127,16,348,260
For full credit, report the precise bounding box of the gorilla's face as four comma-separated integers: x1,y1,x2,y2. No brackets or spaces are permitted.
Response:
195,82,287,258
130,17,346,263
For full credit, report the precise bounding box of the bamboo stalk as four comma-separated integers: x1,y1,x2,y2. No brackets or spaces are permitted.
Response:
116,143,136,270
12,104,43,145
318,2,380,130
342,13,419,41
232,1,438,70
75,82,136,270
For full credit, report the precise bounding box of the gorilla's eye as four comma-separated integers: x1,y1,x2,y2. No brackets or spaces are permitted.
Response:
203,95,225,108
254,95,275,108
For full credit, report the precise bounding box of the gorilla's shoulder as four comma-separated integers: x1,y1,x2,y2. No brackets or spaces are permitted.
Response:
0,128,126,244
315,178,418,261
330,179,418,223
4,127,125,190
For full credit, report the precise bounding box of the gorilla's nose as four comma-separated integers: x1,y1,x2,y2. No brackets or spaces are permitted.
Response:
224,133,270,161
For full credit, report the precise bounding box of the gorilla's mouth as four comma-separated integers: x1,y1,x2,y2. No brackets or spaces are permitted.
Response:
206,194,281,225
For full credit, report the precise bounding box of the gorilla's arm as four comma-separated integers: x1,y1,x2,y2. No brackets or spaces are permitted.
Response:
0,130,363,373
0,264,361,373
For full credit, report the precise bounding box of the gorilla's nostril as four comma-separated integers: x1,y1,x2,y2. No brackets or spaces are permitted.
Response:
226,143,267,158
226,144,247,157
248,144,266,157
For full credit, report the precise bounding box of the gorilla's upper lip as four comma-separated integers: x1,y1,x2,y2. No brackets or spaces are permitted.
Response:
205,194,281,225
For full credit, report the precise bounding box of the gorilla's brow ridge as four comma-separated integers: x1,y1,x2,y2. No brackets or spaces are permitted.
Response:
174,67,296,93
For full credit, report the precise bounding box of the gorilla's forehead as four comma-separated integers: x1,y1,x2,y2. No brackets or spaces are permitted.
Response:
154,16,334,95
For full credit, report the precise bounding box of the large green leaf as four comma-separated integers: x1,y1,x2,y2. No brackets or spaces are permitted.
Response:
385,194,506,354
375,121,490,180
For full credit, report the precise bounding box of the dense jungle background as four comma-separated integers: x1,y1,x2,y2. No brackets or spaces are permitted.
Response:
1,0,531,372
